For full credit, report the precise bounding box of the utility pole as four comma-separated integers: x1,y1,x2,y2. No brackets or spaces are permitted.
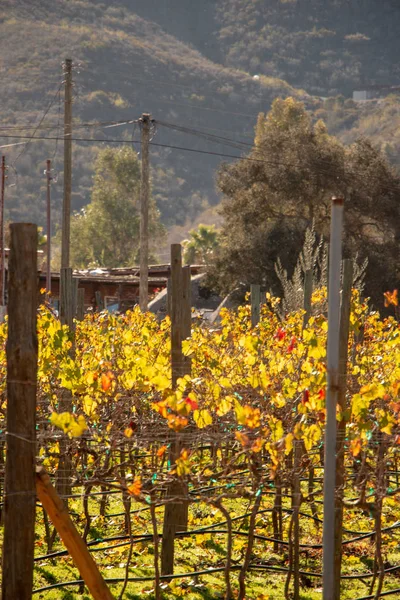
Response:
46,159,52,295
61,58,72,271
0,156,6,307
139,113,151,312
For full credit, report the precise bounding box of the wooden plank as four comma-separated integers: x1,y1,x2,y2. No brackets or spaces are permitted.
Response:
2,223,38,600
250,284,260,327
36,467,114,600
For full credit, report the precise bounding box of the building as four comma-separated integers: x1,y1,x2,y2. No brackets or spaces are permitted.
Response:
353,85,400,102
39,264,204,312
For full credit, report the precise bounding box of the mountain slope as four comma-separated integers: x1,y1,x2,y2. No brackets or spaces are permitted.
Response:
0,0,306,234
215,0,400,96
1,0,400,251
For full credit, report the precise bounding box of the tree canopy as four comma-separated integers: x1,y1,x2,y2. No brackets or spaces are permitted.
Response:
64,147,163,269
182,224,220,265
211,98,400,305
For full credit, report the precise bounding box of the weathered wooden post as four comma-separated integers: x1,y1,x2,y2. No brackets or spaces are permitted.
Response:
161,245,191,575
334,258,353,600
60,267,74,327
2,223,38,600
76,287,85,321
250,284,260,327
182,265,192,374
323,197,344,600
57,267,75,500
170,244,183,387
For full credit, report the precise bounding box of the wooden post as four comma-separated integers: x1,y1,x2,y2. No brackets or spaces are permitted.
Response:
162,244,186,576
182,265,192,374
72,277,79,319
139,113,151,312
303,269,313,328
250,284,260,327
36,468,114,600
2,223,38,600
76,288,85,320
61,58,72,270
178,264,191,530
0,156,6,306
95,290,104,312
334,258,353,600
57,267,74,500
60,268,74,328
293,440,301,600
46,159,52,294
170,244,183,387
323,197,344,600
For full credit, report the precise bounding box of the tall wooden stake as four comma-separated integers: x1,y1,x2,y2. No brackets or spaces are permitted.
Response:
250,284,261,327
2,223,38,600
61,58,72,271
334,258,353,600
162,244,187,576
170,244,183,387
76,288,85,320
323,197,344,600
181,265,192,362
46,159,52,294
0,156,6,307
139,113,151,312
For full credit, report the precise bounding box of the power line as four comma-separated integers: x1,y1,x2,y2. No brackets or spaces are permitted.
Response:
1,131,399,197
0,119,139,132
10,81,64,168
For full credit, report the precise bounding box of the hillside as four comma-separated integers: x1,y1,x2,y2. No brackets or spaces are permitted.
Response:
1,0,400,253
114,1,400,97
215,0,400,97
0,0,305,239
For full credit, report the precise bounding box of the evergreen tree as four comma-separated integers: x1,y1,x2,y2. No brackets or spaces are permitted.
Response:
54,147,164,269
211,98,400,305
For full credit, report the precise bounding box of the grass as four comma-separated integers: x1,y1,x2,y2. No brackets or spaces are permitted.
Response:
23,489,400,599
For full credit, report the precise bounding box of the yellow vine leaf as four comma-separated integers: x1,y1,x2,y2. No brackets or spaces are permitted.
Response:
50,412,87,437
193,409,213,428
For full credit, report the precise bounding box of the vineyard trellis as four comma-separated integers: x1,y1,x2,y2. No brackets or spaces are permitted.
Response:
0,216,399,600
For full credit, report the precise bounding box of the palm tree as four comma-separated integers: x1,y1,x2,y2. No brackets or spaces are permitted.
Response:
182,224,220,264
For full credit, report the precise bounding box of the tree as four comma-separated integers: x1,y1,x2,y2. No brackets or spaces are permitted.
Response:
57,147,164,269
182,224,220,264
211,98,400,304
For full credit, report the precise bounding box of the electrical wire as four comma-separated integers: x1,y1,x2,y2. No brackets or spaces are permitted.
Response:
0,119,139,132
1,125,399,198
10,82,63,168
